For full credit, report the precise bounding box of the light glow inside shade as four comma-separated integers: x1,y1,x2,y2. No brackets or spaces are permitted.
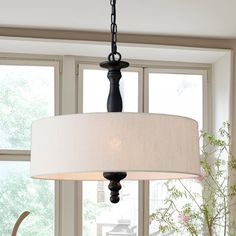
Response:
31,113,200,180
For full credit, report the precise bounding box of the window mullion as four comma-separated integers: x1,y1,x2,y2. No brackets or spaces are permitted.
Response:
0,150,30,161
59,56,78,236
138,180,150,236
142,68,150,236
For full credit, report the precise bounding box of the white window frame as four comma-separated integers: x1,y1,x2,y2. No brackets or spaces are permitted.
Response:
143,67,209,236
76,60,210,236
77,63,144,236
0,55,211,236
0,58,61,236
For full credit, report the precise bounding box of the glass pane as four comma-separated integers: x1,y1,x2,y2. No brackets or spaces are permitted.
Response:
83,69,138,113
149,73,203,130
0,161,54,235
148,72,203,236
83,181,138,236
0,65,54,150
149,180,203,235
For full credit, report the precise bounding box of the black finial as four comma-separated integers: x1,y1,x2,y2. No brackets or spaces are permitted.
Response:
103,172,127,203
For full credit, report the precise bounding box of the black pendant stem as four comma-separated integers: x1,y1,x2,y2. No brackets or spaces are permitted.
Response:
100,60,129,204
100,60,129,112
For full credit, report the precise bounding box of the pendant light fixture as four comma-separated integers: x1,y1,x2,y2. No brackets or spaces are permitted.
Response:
31,0,200,203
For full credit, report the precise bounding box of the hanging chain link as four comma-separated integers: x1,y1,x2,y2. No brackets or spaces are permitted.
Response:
109,0,121,61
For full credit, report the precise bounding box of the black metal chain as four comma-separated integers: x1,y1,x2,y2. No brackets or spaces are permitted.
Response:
109,0,121,62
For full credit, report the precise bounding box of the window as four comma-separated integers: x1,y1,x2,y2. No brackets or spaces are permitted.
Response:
80,66,140,236
0,65,55,149
0,63,57,235
0,58,208,236
146,69,206,235
79,65,207,236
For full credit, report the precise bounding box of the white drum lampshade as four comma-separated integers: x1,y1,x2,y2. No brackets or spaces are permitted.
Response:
31,113,200,180
31,0,201,205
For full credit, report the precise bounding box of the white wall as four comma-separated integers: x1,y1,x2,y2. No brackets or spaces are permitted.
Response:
212,51,235,234
212,52,232,133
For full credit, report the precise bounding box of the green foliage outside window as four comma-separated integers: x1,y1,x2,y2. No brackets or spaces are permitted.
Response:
0,65,53,149
0,166,54,236
0,65,55,235
150,122,236,236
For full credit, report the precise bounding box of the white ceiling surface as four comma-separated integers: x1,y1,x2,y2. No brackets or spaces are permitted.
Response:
0,0,235,38
0,38,227,63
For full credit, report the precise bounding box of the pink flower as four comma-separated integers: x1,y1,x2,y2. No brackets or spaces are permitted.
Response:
196,175,205,183
179,214,191,223
195,169,208,183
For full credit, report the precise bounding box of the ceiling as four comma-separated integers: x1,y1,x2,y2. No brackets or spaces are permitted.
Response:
0,0,236,38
